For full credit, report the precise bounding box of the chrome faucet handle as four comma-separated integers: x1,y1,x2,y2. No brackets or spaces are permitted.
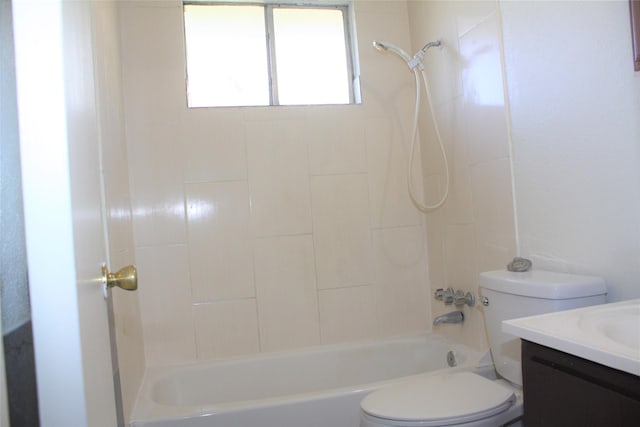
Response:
454,290,475,307
434,287,455,303
435,288,473,306
443,287,455,305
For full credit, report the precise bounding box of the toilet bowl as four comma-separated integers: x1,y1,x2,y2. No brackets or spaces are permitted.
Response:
360,371,522,427
360,269,606,427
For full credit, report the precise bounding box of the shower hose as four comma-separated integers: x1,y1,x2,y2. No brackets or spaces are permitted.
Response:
407,59,450,212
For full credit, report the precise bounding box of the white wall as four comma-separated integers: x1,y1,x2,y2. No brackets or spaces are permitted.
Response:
119,0,432,367
501,0,640,302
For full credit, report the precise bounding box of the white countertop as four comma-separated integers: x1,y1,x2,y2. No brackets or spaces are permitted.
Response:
503,298,640,376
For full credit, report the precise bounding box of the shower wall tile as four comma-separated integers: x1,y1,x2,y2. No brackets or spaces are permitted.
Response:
193,300,260,360
318,286,377,344
419,94,458,179
406,0,463,109
372,227,427,285
120,0,436,368
424,201,445,288
105,186,134,255
455,1,496,38
94,3,145,421
310,174,373,289
109,250,139,328
253,235,320,352
109,249,145,422
307,109,367,175
120,3,188,249
355,1,416,120
119,4,185,124
444,224,478,291
185,181,254,302
99,56,134,255
463,103,510,166
441,107,475,226
434,222,483,347
246,120,313,237
470,158,516,253
135,244,196,367
365,118,422,228
240,105,309,122
459,12,510,165
373,227,429,337
127,118,187,247
181,109,247,183
407,0,517,352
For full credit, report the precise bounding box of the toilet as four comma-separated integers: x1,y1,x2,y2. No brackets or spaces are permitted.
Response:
360,269,607,427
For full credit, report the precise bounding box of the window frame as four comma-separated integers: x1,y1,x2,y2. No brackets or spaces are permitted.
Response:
183,1,359,107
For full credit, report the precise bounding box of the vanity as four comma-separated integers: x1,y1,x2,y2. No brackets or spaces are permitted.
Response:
503,299,640,426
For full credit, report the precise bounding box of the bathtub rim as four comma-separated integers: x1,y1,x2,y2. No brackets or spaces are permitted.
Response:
130,333,490,425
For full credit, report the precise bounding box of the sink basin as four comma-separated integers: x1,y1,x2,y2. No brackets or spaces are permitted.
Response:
579,304,640,351
503,298,640,376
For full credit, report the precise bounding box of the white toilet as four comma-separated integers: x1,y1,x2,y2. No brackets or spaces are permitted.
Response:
360,269,607,427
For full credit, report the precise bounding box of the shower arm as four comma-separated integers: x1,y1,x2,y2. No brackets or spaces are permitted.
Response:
409,40,442,70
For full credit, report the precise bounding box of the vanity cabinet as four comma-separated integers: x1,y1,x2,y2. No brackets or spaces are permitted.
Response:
521,340,640,426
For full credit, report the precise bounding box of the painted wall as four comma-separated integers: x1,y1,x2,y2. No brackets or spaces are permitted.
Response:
501,0,640,303
92,2,146,423
407,0,515,351
118,0,431,367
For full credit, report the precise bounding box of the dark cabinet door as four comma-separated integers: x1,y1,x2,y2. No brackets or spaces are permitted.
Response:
521,340,640,427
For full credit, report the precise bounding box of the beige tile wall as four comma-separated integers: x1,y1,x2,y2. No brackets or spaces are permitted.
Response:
407,0,517,351
119,0,431,367
92,2,145,422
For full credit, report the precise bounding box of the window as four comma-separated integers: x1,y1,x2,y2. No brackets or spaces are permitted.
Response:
183,1,360,107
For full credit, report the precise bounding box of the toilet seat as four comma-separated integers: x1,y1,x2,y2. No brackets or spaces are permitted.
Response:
360,372,516,426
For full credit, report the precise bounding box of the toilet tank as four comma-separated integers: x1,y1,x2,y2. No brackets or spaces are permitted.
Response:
479,269,606,386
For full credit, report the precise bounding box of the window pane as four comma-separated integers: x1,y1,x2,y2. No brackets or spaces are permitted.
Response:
184,5,270,107
273,8,350,105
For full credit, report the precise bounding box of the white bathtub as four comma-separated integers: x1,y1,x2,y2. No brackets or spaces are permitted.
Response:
130,334,487,427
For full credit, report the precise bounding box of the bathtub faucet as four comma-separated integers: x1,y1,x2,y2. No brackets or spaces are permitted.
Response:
433,311,464,326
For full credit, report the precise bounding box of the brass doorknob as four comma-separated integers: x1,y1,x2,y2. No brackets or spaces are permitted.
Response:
102,264,138,291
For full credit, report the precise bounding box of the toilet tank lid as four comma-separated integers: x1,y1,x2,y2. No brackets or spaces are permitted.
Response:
479,269,606,299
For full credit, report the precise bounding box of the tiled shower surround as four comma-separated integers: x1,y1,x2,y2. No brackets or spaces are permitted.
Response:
120,0,431,368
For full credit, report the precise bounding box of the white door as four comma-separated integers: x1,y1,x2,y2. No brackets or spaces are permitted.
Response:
12,1,117,426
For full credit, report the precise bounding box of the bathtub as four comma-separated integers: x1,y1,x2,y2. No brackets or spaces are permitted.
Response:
130,334,487,427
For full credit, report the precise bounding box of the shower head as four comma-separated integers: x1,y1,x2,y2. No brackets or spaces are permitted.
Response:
421,39,442,52
372,40,386,52
372,40,412,63
373,39,442,69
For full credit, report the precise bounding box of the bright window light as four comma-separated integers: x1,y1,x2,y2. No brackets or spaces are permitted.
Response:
184,5,270,107
273,8,350,105
183,2,359,108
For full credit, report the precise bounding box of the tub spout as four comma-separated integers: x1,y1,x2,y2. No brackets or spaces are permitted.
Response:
433,311,464,326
